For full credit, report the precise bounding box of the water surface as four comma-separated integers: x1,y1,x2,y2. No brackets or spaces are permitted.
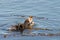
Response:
0,0,60,40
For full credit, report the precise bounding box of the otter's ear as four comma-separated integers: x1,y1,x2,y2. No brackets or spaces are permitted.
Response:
29,16,33,18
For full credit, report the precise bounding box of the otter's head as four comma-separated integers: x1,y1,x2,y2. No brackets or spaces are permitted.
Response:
29,16,33,18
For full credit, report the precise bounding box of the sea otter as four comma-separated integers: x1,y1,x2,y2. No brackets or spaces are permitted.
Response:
8,16,34,34
24,16,34,29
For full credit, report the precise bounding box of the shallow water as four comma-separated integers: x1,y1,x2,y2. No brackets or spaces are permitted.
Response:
0,0,60,40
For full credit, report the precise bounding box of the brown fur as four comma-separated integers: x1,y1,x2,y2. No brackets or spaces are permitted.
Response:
24,16,34,29
9,16,34,34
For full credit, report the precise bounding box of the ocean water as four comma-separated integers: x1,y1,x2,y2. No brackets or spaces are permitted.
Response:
0,0,60,40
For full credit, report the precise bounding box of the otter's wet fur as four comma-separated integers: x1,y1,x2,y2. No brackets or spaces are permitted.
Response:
8,24,25,34
8,16,34,34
